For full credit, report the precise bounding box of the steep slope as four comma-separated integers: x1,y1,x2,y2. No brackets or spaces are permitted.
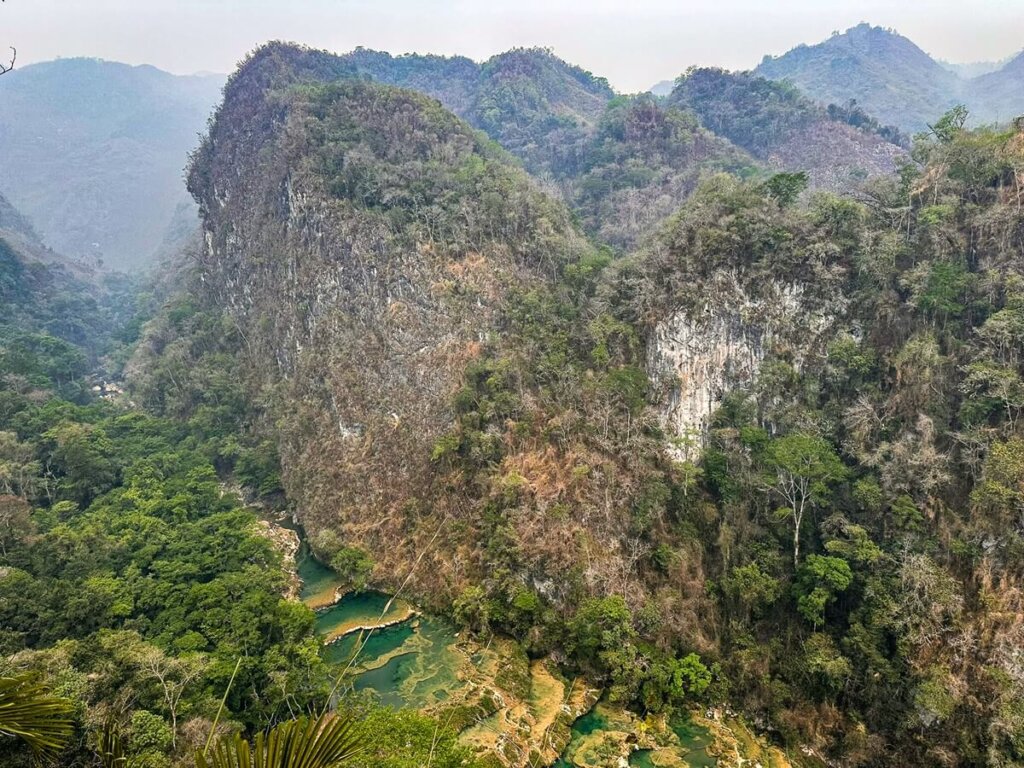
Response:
671,68,908,191
340,46,614,178
179,43,617,604
0,190,91,277
0,58,224,270
0,191,39,242
0,192,124,385
971,51,1024,124
563,93,755,249
756,23,960,133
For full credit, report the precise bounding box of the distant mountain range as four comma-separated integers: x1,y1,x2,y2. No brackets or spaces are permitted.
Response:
9,26,1012,272
755,23,1024,132
331,46,902,248
0,58,224,270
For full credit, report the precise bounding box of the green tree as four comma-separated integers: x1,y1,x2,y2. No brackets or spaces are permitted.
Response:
794,555,852,627
567,596,636,670
0,674,74,759
196,713,361,768
762,434,848,566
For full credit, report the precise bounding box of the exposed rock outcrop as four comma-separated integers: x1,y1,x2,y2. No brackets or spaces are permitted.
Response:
185,43,592,603
648,279,839,458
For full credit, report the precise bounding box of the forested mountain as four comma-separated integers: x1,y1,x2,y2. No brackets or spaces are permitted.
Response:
157,42,601,606
550,93,754,249
102,38,1024,766
342,47,481,114
332,46,903,250
7,24,1024,768
347,48,751,248
670,68,908,191
0,44,909,273
341,45,615,177
756,24,961,133
0,59,224,270
973,52,1024,124
756,23,1024,133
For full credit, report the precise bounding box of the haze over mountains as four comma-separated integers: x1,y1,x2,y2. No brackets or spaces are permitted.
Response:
2,23,1021,276
755,23,1024,132
0,58,224,270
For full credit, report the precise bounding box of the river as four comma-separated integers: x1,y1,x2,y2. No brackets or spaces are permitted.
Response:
282,522,796,768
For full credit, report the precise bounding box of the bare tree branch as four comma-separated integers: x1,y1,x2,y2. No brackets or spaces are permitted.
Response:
0,0,13,77
0,47,14,76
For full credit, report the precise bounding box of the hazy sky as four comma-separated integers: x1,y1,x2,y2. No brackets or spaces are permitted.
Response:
4,0,1023,91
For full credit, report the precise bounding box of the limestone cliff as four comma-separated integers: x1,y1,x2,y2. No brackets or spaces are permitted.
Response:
185,43,594,602
649,279,839,458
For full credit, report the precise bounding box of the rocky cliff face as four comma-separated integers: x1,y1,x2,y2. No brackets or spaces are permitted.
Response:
613,173,853,461
185,43,595,601
649,279,838,459
170,41,862,654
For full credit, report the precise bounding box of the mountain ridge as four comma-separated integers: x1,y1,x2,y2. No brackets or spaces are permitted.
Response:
0,57,224,270
755,23,1024,132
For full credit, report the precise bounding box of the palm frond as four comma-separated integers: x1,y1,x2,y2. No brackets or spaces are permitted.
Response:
95,720,127,768
196,712,362,768
0,674,75,757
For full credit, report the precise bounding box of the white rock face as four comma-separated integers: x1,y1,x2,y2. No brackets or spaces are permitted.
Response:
649,278,835,460
649,311,762,460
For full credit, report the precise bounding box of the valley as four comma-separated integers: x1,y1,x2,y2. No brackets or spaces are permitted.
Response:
2,10,1024,768
282,518,795,768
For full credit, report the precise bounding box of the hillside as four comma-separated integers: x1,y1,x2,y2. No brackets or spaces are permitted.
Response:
0,58,224,270
756,24,1024,134
756,24,960,133
972,51,1024,124
339,48,753,248
227,46,748,250
340,46,614,177
559,93,755,249
470,47,614,174
134,41,1024,761
156,42,625,610
0,190,144,394
343,47,481,114
671,68,908,191
0,190,90,276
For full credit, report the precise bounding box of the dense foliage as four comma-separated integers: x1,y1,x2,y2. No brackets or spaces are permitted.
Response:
600,117,1024,764
9,29,1024,768
0,228,478,767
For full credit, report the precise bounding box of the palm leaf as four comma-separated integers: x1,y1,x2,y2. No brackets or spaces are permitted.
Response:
196,712,362,768
0,674,75,757
95,721,127,768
